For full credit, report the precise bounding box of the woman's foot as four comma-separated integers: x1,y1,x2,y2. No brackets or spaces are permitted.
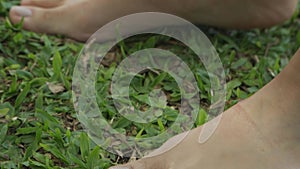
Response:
9,0,297,41
109,49,300,169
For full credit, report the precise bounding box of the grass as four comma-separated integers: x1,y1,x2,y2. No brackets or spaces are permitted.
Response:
0,1,299,168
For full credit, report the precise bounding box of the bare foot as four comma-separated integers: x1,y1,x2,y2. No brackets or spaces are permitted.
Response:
109,49,300,169
9,0,297,41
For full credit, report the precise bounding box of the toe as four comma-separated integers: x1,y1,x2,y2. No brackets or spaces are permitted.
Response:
9,6,66,35
21,0,64,8
9,6,32,22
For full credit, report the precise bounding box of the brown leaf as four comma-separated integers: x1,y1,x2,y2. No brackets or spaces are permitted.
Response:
46,82,65,94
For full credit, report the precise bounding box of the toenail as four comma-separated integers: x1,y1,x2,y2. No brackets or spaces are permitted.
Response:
12,6,32,17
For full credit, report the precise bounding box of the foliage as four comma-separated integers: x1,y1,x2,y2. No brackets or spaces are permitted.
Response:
0,1,299,168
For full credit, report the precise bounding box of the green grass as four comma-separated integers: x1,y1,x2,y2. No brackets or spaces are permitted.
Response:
0,1,299,168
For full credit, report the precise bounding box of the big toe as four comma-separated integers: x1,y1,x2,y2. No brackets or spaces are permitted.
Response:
9,6,65,35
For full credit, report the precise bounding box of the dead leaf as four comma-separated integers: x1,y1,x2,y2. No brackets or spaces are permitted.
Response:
46,82,65,94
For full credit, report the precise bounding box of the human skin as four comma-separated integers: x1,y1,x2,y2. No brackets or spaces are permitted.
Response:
9,0,297,41
9,0,300,168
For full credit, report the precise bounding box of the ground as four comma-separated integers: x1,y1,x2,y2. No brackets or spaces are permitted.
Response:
0,1,299,169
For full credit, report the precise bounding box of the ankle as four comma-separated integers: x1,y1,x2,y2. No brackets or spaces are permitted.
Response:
252,0,298,27
237,79,300,141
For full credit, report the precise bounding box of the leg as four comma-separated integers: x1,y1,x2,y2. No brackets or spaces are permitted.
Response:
110,48,300,169
9,0,297,41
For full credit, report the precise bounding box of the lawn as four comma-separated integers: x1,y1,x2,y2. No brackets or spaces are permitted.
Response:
0,1,299,169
